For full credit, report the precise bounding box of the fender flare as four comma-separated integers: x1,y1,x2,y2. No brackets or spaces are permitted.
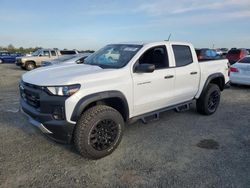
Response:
200,73,225,96
25,60,36,67
70,90,129,122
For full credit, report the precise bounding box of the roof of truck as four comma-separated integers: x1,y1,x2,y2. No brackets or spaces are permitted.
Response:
113,41,193,46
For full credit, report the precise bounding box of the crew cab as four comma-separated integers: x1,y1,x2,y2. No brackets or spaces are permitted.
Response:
16,49,78,70
20,41,230,159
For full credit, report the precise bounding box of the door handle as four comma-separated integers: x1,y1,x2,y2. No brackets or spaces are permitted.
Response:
164,75,174,79
190,71,198,75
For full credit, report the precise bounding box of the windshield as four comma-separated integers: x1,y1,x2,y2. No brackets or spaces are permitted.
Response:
239,57,250,64
32,49,42,56
84,44,142,68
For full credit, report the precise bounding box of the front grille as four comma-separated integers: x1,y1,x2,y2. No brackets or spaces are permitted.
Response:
20,82,41,108
16,58,22,63
24,90,40,108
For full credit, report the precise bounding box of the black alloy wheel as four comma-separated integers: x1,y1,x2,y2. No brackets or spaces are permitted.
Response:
89,119,119,151
207,90,220,112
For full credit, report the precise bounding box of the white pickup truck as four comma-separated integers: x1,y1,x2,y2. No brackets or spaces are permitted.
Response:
20,41,230,159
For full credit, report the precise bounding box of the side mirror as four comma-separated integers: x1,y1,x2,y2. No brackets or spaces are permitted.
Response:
134,63,155,73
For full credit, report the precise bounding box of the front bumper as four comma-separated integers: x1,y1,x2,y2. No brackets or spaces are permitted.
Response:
21,107,53,134
16,61,23,66
20,82,76,143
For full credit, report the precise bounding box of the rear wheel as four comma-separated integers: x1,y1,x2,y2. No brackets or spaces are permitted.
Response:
197,84,221,115
74,105,124,159
25,61,36,71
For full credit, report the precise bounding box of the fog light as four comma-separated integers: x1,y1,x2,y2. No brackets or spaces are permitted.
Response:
52,106,65,120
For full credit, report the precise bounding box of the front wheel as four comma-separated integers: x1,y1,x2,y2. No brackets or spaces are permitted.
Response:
74,105,124,159
25,62,36,71
196,84,221,115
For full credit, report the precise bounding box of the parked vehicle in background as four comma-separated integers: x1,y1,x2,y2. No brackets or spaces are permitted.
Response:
0,52,23,63
215,49,223,56
226,48,248,65
230,56,250,86
41,53,92,67
220,48,229,56
16,49,78,70
20,41,229,159
195,48,221,61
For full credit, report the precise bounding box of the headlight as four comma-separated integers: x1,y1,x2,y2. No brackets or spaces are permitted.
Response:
46,84,81,96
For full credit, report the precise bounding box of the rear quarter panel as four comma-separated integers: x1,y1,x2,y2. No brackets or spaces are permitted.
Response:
195,59,229,98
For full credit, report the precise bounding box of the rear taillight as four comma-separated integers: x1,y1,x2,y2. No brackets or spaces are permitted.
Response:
230,67,238,73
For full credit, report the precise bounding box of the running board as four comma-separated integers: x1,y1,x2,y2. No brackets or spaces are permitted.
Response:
129,100,194,124
175,103,190,112
141,113,160,124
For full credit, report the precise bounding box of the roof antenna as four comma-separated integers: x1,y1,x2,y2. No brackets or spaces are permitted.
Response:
165,33,172,41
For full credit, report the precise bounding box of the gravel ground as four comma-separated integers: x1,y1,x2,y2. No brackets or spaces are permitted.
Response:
0,63,250,188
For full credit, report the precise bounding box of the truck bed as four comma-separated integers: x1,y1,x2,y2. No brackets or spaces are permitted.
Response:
195,59,230,98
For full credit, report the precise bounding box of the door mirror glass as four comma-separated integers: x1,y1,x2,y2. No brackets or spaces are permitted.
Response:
135,63,155,73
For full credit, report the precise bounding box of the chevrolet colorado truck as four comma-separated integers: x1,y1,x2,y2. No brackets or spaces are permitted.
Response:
16,49,78,70
20,41,230,159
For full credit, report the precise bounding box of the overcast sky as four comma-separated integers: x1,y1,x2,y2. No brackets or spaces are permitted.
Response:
0,0,250,50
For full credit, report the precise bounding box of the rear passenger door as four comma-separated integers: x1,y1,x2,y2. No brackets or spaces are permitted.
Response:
50,50,58,59
171,45,200,104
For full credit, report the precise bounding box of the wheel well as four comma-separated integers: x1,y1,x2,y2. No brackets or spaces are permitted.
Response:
25,61,36,66
210,77,224,91
81,97,128,122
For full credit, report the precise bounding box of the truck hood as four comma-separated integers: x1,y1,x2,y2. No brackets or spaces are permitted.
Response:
17,55,38,60
22,64,110,86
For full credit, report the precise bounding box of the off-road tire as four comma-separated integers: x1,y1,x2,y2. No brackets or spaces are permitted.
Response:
25,61,36,71
196,84,221,115
74,105,124,159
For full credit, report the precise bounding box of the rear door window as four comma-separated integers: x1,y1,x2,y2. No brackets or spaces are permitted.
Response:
51,51,57,56
172,45,193,67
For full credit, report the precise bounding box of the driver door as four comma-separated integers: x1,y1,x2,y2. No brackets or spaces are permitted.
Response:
132,45,176,116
